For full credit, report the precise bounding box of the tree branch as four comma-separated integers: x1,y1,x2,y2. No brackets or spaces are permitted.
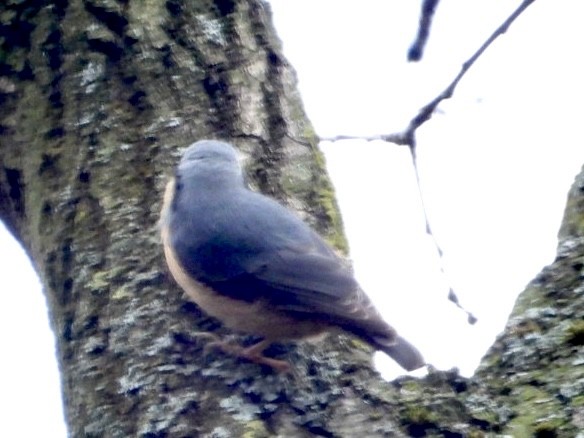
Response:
401,0,536,144
322,0,537,147
321,0,537,324
408,0,441,62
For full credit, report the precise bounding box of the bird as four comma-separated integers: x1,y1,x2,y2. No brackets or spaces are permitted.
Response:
160,139,425,372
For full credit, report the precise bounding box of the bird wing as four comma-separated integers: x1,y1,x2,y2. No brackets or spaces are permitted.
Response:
170,187,391,334
208,235,391,336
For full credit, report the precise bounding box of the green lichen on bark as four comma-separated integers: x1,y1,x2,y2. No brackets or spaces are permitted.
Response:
310,146,349,253
558,164,584,240
472,166,584,437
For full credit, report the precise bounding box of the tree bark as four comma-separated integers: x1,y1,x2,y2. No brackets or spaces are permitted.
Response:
1,1,583,437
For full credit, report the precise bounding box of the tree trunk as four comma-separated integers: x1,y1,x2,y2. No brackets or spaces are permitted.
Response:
0,1,582,436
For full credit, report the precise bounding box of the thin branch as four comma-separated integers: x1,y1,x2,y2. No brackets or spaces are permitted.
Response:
409,144,477,325
409,0,536,323
321,0,537,324
321,0,537,147
408,0,441,62
319,133,408,144
400,0,536,143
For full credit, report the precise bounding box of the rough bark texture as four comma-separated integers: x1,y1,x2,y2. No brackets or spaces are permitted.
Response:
1,1,583,437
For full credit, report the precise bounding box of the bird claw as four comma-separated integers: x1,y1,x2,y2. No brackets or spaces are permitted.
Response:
198,336,292,373
189,331,221,347
238,350,291,373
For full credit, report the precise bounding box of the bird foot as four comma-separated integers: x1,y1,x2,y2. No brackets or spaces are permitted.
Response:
205,338,291,373
190,331,222,346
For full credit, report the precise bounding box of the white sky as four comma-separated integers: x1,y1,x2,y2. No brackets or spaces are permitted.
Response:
1,0,583,435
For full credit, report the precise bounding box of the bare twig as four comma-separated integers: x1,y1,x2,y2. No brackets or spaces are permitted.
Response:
322,0,537,147
410,145,477,324
319,133,408,145
400,0,536,145
321,0,537,323
408,0,441,62
411,0,535,323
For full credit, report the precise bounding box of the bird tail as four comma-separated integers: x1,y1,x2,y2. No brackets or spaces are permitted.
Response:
371,334,425,371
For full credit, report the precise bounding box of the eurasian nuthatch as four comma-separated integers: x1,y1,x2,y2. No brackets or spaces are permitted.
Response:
160,140,425,372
